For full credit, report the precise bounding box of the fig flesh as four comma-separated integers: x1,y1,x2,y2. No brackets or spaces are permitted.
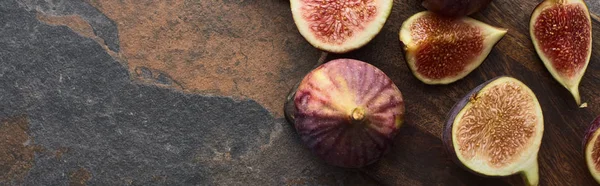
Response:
583,116,600,183
530,0,592,105
422,0,493,17
290,0,393,53
399,11,507,84
285,58,405,168
443,76,544,186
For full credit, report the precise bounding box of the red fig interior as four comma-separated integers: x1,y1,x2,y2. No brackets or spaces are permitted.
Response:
399,11,507,84
446,77,544,185
290,0,393,53
530,0,592,105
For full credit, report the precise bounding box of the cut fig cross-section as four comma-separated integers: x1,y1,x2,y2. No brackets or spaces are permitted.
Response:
399,11,507,84
442,76,544,186
285,58,405,168
290,0,393,53
530,0,592,106
584,116,600,184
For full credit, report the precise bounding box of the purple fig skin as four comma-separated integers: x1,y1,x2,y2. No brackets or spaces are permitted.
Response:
289,58,405,168
442,76,504,176
422,0,493,17
583,116,600,153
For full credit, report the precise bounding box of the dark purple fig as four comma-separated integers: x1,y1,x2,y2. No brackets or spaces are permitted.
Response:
442,76,544,186
530,0,592,106
583,116,600,183
290,0,393,53
422,0,493,17
399,11,507,85
285,58,405,168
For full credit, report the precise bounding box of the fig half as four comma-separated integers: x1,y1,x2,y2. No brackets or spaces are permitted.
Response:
422,0,493,17
584,116,600,183
530,0,592,105
399,11,507,84
443,76,544,186
290,0,393,53
285,58,405,168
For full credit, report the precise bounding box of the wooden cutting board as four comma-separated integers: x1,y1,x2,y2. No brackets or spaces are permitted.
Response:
343,0,600,185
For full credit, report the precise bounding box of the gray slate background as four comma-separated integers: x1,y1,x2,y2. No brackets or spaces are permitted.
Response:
0,0,379,185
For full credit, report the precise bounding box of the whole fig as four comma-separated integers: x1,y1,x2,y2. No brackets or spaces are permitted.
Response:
422,0,493,17
285,58,405,168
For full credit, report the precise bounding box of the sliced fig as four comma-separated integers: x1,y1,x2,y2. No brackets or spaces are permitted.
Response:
530,0,592,105
285,58,405,168
290,0,393,53
584,116,600,183
422,0,493,17
399,11,507,84
442,76,544,186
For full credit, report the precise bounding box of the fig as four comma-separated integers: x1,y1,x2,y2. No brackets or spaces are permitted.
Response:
530,0,592,105
290,0,393,53
285,58,405,168
583,116,600,183
442,76,544,186
399,11,507,85
422,0,493,17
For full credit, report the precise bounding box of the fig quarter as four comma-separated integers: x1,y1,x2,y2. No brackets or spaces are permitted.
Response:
530,0,592,106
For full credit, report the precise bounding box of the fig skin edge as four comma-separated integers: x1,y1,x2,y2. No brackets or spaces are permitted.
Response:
584,116,600,183
442,76,542,186
399,11,508,85
529,0,593,106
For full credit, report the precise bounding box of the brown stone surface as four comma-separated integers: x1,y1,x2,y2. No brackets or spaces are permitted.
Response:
69,168,92,186
0,115,36,184
36,13,121,60
87,0,321,117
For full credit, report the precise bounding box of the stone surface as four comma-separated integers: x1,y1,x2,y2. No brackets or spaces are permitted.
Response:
0,1,378,185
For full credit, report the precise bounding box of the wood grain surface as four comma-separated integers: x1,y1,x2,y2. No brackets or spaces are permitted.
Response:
336,0,600,185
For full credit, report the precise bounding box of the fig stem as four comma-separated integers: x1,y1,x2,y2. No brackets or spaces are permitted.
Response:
351,107,366,121
520,160,540,186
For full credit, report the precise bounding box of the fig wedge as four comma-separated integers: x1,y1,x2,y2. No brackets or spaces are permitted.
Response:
443,76,544,186
285,58,405,168
399,11,507,84
290,0,393,53
584,116,600,183
530,0,592,106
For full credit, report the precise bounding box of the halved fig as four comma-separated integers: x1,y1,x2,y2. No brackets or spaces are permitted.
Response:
530,0,592,106
442,76,544,186
422,0,493,17
399,11,507,84
285,58,405,168
583,116,600,183
290,0,393,53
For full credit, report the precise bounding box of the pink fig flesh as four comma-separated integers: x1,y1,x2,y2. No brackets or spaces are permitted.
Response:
530,0,592,105
443,76,543,186
288,58,405,168
290,0,393,53
399,11,507,84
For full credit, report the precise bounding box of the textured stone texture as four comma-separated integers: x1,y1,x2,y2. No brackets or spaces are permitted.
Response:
0,1,378,185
